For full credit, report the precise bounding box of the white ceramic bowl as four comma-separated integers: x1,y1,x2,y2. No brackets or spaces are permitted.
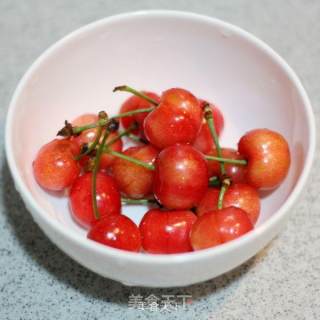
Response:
5,11,315,287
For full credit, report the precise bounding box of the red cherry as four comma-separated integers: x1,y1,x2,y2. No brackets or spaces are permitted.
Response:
207,148,247,183
111,145,158,199
88,214,141,252
190,207,253,250
193,101,224,154
196,184,260,224
238,129,291,189
120,92,160,136
72,114,99,146
154,144,209,209
139,209,197,253
33,139,80,191
99,132,123,169
69,172,121,229
190,211,222,250
144,88,202,149
215,207,253,243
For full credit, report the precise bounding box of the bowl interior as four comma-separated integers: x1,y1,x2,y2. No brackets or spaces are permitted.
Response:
8,12,309,240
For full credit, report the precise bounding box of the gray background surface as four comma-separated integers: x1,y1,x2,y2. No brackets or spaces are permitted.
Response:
0,1,319,319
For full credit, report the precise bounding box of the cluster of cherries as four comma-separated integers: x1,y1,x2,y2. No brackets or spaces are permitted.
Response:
33,86,291,254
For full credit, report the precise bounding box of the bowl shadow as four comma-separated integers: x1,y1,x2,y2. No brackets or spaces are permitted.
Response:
1,159,272,307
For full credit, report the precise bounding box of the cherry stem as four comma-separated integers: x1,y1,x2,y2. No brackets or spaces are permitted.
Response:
204,104,226,176
208,176,220,187
111,106,155,119
72,118,108,135
70,107,154,136
218,178,231,209
205,155,247,166
92,127,110,219
107,150,155,170
121,197,157,205
113,85,159,106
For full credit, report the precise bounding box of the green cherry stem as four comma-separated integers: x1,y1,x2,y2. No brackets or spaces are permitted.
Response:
72,118,108,135
107,150,155,170
113,85,159,106
204,104,226,175
121,197,157,205
205,155,247,166
110,106,155,120
218,178,231,209
92,128,110,219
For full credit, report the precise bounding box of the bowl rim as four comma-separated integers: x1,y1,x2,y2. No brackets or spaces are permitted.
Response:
5,10,316,264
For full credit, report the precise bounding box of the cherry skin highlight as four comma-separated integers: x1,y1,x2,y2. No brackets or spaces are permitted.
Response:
207,148,247,183
238,129,291,189
111,145,158,199
144,88,202,149
120,91,160,136
69,172,121,229
154,144,209,210
193,101,224,154
196,184,260,224
88,214,141,252
139,209,197,254
33,139,80,191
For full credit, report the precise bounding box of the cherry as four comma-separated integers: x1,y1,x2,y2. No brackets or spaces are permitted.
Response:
33,139,80,191
193,101,224,154
111,145,158,199
190,210,222,250
144,88,202,149
197,183,260,224
99,132,123,169
238,129,291,189
120,92,160,136
88,214,141,252
207,148,247,183
72,113,99,146
69,172,121,229
190,207,253,250
215,207,253,242
154,144,208,209
72,114,123,169
139,209,197,254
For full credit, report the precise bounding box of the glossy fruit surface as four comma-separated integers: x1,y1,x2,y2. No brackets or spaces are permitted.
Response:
193,101,224,154
33,139,80,191
154,144,209,209
72,113,99,146
238,129,290,189
191,206,253,250
111,145,158,199
215,207,253,242
207,148,247,183
139,209,197,254
88,214,141,252
120,91,160,136
197,183,260,224
144,88,202,149
69,172,121,229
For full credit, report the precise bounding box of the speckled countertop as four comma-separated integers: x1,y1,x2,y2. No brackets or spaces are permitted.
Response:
1,1,319,319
